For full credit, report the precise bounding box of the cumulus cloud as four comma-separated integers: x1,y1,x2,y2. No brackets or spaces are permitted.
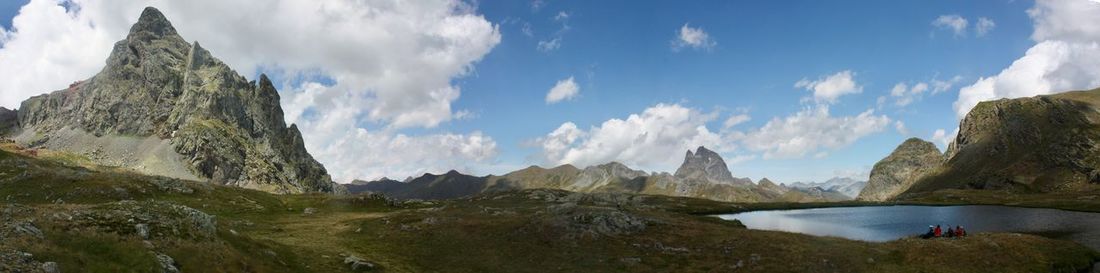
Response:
545,76,579,104
794,70,863,104
533,104,893,170
932,14,968,37
0,0,503,182
931,128,957,149
737,106,891,159
532,103,728,171
671,23,716,51
954,0,1100,119
975,17,996,37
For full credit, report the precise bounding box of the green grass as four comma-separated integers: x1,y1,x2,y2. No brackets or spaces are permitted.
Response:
2,148,1098,272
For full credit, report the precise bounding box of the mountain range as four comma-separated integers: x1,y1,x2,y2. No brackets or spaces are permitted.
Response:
350,146,854,202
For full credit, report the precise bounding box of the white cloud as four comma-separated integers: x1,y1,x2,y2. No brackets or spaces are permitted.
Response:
533,103,728,171
537,37,562,52
545,76,579,104
931,75,963,94
553,11,569,21
530,0,546,11
890,82,929,107
932,14,969,37
723,114,751,129
535,9,570,52
671,23,716,51
894,120,909,135
794,70,863,104
0,0,504,182
931,128,957,149
954,0,1100,119
736,106,891,159
975,17,996,37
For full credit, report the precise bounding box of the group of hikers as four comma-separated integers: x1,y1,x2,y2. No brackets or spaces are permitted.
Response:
919,224,967,239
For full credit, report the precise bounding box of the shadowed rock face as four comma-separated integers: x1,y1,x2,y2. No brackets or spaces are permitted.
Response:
0,107,16,135
857,138,942,201
14,7,343,194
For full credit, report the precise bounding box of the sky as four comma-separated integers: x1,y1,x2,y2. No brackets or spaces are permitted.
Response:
1,0,1099,184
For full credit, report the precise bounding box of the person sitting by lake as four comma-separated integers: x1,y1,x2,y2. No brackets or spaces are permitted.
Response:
946,226,955,238
934,225,942,237
920,225,935,239
956,226,967,237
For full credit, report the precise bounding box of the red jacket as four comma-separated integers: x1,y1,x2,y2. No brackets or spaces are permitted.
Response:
934,226,942,237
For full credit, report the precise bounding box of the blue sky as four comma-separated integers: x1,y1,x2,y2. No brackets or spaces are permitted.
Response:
437,0,1034,181
2,0,1096,183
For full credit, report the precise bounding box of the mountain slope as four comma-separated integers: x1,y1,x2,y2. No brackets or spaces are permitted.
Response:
8,7,342,194
902,88,1100,196
856,138,942,201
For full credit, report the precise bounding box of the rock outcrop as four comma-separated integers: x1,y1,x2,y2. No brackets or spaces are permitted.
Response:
903,88,1100,195
11,7,343,194
856,138,942,201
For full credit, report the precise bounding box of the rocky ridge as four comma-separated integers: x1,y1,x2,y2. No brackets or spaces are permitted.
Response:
8,7,342,194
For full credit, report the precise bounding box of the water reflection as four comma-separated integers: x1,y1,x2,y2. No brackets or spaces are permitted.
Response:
718,205,1100,251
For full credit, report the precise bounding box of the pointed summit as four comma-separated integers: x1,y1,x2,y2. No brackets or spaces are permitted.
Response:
675,146,747,185
130,7,178,38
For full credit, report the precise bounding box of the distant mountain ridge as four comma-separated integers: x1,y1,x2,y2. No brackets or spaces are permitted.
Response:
352,146,849,203
788,177,867,199
2,7,344,194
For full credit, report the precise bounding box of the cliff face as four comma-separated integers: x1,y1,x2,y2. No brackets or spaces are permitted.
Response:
0,107,16,136
904,89,1100,195
856,138,942,201
13,7,343,194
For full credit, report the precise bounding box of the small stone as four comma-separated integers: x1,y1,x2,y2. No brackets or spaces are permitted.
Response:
155,253,180,273
303,208,317,215
135,223,150,239
344,255,375,271
41,261,59,273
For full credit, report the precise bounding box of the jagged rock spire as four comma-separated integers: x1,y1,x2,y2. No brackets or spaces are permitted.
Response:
129,7,178,38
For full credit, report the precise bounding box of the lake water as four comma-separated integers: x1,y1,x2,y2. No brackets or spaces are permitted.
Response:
717,205,1100,251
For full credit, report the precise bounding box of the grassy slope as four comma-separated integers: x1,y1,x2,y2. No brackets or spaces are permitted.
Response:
1,146,1097,273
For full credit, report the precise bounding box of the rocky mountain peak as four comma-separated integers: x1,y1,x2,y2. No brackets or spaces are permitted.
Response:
130,7,178,38
856,137,942,201
10,7,344,194
674,146,744,185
